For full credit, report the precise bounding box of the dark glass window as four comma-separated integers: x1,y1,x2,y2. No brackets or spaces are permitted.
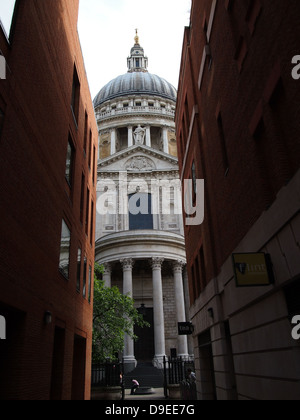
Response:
59,220,71,279
65,137,75,187
80,173,85,224
129,193,153,230
83,257,87,298
85,187,90,236
76,248,82,292
71,65,80,124
88,265,92,303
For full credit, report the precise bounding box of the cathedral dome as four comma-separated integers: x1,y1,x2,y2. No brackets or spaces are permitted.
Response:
93,72,177,108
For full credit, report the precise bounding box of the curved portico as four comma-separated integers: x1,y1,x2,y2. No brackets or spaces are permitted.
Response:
95,230,189,371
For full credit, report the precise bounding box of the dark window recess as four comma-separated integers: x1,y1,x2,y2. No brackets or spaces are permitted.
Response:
83,111,88,155
65,137,75,187
88,130,92,169
71,65,80,124
92,146,96,184
59,219,71,279
80,173,85,224
85,188,90,236
90,200,94,245
217,114,229,175
83,257,87,298
88,265,92,303
76,248,82,292
129,193,153,230
284,280,300,321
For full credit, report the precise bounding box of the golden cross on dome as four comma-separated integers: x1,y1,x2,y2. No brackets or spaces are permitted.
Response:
134,28,139,44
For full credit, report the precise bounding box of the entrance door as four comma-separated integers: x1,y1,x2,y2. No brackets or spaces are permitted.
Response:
134,307,155,362
198,330,217,400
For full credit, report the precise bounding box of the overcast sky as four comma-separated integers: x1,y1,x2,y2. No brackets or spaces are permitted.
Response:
0,0,191,99
78,0,191,99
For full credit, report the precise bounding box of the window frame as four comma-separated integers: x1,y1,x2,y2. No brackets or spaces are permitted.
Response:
71,65,80,126
59,219,71,280
65,136,75,188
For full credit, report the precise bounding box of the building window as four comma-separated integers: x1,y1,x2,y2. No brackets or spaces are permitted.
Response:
83,256,87,298
59,219,71,279
129,193,153,230
136,59,140,68
217,113,229,176
88,129,92,169
76,248,82,292
85,187,90,236
80,173,85,224
65,137,75,187
88,265,92,303
71,65,80,125
83,111,88,156
92,146,96,185
90,200,94,246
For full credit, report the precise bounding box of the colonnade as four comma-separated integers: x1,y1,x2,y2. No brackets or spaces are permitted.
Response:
109,125,169,155
102,258,189,370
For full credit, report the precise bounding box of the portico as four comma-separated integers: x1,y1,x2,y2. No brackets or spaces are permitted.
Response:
95,231,190,372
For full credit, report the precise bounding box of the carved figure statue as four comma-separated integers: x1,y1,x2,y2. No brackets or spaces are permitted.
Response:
134,125,146,145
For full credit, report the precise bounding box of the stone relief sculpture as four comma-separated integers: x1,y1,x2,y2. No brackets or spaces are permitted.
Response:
125,156,155,171
134,125,146,145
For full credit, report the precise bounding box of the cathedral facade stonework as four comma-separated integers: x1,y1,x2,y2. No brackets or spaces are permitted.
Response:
94,33,192,371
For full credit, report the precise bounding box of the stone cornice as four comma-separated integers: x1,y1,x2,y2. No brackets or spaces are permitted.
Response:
95,230,187,264
98,144,179,169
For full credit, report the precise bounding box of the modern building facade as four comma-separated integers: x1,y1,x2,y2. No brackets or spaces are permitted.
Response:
0,0,97,400
176,0,300,400
94,33,192,372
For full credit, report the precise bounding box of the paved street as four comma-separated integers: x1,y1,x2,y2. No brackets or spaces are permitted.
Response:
124,388,166,401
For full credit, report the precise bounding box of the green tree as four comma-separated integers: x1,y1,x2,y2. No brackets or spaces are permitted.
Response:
93,263,149,363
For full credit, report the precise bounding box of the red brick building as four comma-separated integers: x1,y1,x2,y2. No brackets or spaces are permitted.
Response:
0,1,97,400
176,0,300,400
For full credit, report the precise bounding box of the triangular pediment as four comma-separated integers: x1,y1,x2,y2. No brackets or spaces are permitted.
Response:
98,145,178,173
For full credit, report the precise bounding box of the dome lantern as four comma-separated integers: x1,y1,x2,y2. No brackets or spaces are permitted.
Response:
127,29,148,73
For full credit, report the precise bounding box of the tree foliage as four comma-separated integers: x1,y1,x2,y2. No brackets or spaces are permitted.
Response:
92,263,149,363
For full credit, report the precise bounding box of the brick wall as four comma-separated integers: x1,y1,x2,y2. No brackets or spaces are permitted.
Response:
176,0,300,302
0,0,97,400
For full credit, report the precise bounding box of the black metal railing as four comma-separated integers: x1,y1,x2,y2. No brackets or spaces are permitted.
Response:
163,356,195,399
91,361,123,388
180,380,197,400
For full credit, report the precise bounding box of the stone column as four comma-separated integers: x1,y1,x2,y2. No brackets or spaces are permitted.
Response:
120,258,137,372
110,128,117,155
173,260,189,358
146,125,151,147
151,257,166,368
102,262,112,288
162,126,169,154
128,126,133,147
